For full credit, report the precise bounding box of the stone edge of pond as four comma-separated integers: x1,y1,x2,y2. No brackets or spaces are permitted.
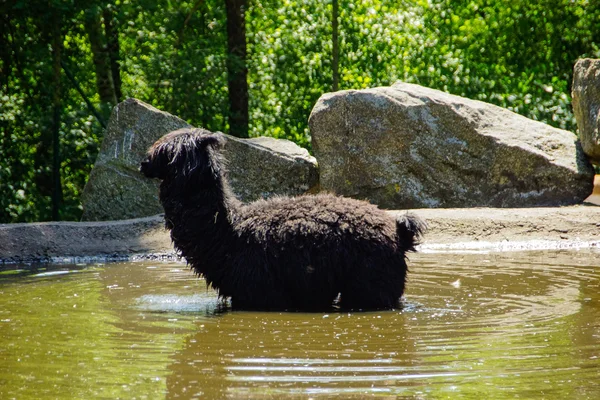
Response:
419,239,600,253
0,215,177,265
1,205,599,264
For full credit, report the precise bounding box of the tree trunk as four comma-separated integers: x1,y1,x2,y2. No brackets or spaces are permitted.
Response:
85,6,117,106
51,11,63,221
103,6,122,102
332,0,340,92
0,15,11,91
224,0,249,138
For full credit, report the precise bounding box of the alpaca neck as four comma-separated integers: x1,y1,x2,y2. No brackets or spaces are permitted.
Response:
160,172,239,273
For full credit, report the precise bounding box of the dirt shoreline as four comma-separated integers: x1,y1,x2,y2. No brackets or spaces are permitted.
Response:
1,205,599,264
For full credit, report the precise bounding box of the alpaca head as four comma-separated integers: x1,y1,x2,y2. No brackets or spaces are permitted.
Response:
140,128,226,187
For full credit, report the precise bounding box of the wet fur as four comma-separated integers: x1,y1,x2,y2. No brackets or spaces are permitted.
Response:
141,128,425,311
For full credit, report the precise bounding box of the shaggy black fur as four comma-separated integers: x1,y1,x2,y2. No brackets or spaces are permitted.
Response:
141,128,425,311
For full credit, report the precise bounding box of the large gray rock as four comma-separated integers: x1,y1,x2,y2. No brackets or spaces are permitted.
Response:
224,136,319,201
309,82,594,209
81,98,191,221
82,98,318,221
572,58,600,165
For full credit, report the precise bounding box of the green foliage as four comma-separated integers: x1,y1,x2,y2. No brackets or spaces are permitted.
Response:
1,3,104,222
247,0,331,147
411,0,600,131
1,0,599,222
118,0,229,131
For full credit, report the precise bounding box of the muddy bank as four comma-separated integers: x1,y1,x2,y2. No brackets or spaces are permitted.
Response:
1,205,599,263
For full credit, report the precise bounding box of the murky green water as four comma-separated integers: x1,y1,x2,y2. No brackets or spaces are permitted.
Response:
1,250,599,399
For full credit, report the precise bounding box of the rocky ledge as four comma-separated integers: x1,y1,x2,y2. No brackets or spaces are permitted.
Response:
1,206,599,264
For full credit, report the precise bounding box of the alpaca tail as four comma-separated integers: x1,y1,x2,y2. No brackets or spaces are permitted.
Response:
395,213,426,253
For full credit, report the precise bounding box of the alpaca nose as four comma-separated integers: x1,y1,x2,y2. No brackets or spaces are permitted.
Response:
140,160,150,174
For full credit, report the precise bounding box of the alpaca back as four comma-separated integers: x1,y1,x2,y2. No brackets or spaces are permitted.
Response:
225,193,418,310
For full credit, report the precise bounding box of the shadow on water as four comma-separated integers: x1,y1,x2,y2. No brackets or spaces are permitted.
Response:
1,249,599,399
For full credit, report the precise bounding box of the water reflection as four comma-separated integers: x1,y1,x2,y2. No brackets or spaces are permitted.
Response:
0,250,599,399
167,311,424,398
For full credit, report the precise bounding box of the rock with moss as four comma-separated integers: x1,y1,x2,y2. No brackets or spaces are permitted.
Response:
309,82,594,208
81,98,318,221
572,58,600,165
81,99,190,221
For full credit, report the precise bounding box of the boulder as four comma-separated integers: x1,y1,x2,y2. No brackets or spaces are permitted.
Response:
309,82,594,209
572,58,600,165
81,98,190,221
81,98,318,221
224,136,319,202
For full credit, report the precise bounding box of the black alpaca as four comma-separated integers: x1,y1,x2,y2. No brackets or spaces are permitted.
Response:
140,128,425,311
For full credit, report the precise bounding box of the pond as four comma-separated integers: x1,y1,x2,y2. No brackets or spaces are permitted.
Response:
1,249,599,399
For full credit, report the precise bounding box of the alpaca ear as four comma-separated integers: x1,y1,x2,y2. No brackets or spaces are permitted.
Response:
192,131,226,150
180,131,225,178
